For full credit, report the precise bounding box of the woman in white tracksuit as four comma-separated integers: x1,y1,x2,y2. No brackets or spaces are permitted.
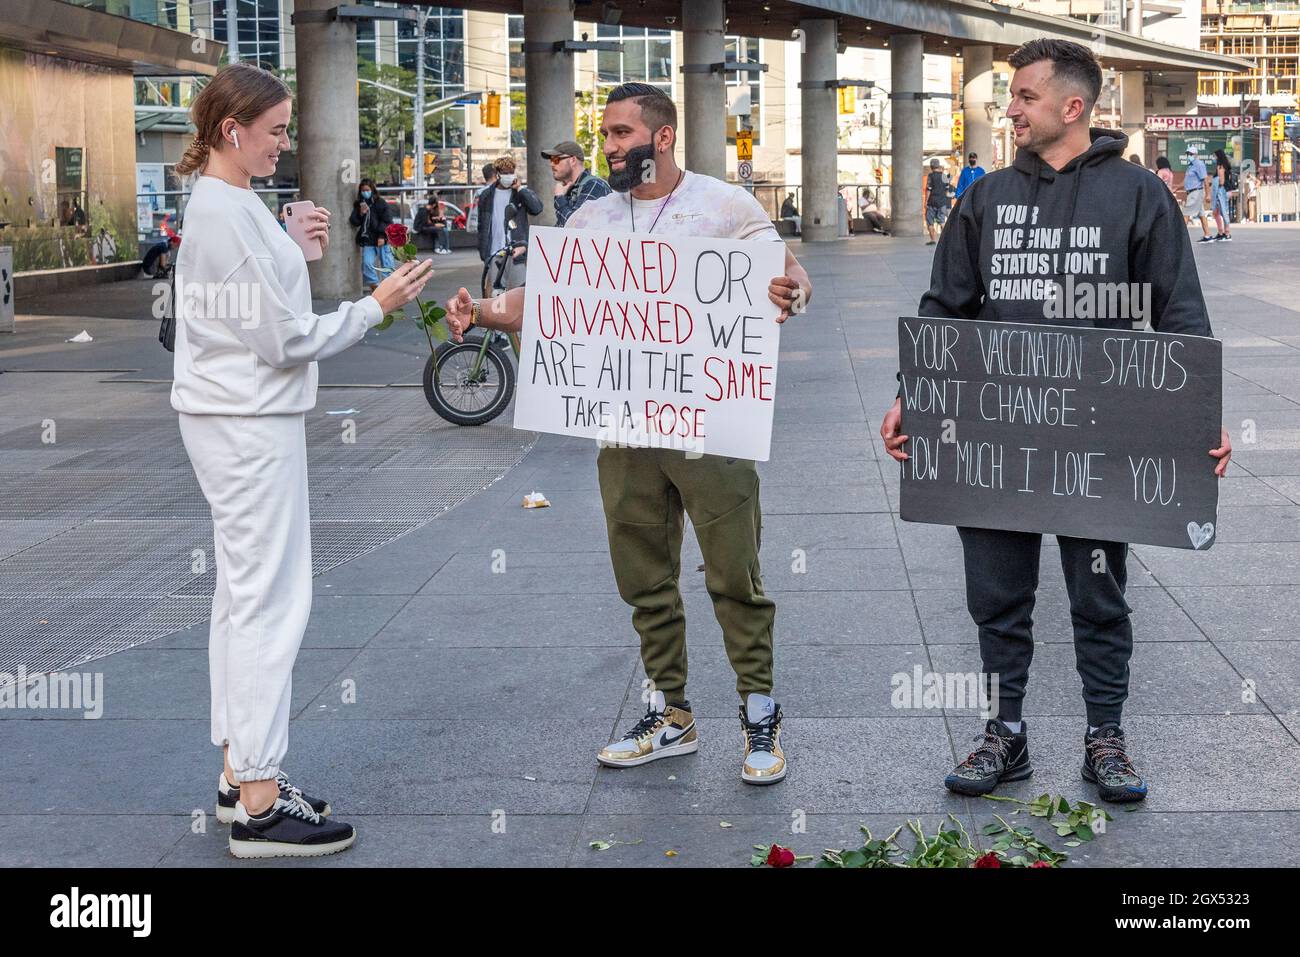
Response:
171,64,432,858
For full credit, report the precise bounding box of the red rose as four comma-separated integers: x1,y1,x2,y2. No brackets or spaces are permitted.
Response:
973,853,1001,868
765,844,796,868
1030,860,1053,868
385,223,409,247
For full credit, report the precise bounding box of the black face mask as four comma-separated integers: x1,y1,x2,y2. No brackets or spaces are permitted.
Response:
607,140,657,192
968,159,977,166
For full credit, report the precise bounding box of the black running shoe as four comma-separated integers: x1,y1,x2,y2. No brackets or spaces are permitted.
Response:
229,793,356,859
944,719,1033,795
1082,723,1148,803
216,771,331,824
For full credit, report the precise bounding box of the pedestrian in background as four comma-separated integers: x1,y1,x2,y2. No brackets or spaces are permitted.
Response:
1212,148,1234,242
1155,155,1176,195
544,140,611,227
349,178,396,291
956,151,986,199
923,157,949,245
1183,146,1214,244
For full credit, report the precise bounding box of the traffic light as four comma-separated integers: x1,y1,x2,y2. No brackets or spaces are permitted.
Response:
837,86,856,115
1272,113,1286,142
481,92,501,128
952,112,964,146
403,155,414,181
424,152,435,177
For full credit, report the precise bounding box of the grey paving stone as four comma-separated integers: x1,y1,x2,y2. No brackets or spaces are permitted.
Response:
1133,542,1300,587
281,717,607,815
369,592,637,648
157,813,583,868
913,585,1204,644
613,641,933,719
571,812,986,868
1168,585,1300,641
926,640,1266,717
300,645,631,720
584,716,966,816
948,714,1300,812
1216,641,1300,714
0,815,187,867
418,548,618,595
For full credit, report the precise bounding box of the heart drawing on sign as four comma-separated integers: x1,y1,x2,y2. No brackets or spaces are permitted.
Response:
1187,521,1215,550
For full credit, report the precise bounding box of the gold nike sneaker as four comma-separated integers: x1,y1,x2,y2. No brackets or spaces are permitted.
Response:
740,693,787,785
597,690,698,768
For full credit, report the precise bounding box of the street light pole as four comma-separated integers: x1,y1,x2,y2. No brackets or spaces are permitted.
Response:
413,7,429,197
225,0,239,62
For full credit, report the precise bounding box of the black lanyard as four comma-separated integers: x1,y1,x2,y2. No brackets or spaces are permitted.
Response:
629,170,684,234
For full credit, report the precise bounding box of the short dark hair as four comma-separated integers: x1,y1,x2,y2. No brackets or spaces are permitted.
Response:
482,162,496,180
606,81,677,133
1007,39,1102,109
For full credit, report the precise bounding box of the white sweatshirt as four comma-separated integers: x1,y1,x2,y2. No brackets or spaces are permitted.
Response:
170,175,384,415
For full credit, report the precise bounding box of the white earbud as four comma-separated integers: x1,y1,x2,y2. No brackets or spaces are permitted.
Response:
230,129,240,150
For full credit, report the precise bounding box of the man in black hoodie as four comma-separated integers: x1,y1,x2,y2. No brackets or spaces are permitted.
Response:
880,39,1233,804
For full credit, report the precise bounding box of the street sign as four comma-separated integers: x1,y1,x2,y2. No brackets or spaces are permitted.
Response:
1145,115,1253,132
736,129,753,161
737,160,753,181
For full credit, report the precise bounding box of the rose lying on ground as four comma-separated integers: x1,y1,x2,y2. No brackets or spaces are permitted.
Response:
973,853,1001,868
765,844,796,868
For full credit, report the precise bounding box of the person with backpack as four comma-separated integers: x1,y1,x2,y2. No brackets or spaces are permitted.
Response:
923,157,949,245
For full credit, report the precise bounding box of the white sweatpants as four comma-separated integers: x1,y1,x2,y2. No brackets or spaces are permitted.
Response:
178,412,312,782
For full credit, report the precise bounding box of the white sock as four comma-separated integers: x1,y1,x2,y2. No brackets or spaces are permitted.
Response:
1088,725,1100,734
1002,720,1023,733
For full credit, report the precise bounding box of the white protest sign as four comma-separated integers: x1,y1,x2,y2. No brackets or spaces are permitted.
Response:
513,225,786,461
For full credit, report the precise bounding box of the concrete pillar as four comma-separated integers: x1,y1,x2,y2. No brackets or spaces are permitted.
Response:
1127,0,1144,36
523,0,576,226
799,18,838,242
962,45,993,172
682,0,726,180
295,0,361,299
1121,70,1146,163
890,34,925,237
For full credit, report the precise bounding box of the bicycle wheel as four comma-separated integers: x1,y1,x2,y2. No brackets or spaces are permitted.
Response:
423,338,516,426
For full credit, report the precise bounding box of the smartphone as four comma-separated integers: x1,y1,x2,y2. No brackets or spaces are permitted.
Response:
283,200,324,262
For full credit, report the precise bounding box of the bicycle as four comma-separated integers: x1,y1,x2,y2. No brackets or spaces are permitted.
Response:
423,204,527,426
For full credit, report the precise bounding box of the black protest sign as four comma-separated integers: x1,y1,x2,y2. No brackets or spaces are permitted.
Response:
897,316,1222,550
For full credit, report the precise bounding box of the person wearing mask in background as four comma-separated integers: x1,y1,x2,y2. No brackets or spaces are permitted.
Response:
879,38,1231,806
1155,155,1176,196
956,151,986,200
1212,148,1234,242
780,192,801,235
544,140,612,227
923,157,949,245
475,155,542,263
414,195,452,255
1183,146,1214,244
170,63,434,858
348,178,396,291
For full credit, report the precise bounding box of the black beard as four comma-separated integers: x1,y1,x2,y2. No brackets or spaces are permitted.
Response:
607,141,656,192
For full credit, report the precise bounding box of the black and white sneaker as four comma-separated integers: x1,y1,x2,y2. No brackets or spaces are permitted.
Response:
229,792,356,859
1196,236,1216,244
216,772,331,825
944,719,1033,795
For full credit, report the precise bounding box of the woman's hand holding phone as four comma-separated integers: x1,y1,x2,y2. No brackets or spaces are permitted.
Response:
372,258,435,315
304,206,330,253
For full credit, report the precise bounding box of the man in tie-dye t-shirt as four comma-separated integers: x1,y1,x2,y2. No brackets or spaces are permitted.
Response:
444,82,812,787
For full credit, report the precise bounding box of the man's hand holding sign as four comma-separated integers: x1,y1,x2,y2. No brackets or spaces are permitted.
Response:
446,227,790,460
